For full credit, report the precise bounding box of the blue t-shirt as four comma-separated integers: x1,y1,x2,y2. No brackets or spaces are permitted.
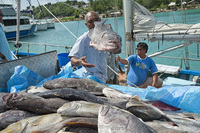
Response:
69,31,107,83
127,54,158,86
0,25,14,61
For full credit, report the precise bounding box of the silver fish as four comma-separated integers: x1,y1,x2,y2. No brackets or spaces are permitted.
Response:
88,20,122,53
98,105,156,133
102,87,131,100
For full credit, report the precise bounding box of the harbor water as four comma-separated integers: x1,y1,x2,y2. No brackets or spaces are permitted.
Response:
8,8,200,71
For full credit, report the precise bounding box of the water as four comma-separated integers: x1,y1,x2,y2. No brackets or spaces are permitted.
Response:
9,8,200,71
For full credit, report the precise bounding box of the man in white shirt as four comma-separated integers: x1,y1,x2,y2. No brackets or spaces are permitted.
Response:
69,11,108,83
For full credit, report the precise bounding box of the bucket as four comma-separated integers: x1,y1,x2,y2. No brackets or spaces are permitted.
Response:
58,53,70,68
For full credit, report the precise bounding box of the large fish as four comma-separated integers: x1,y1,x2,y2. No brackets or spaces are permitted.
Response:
35,88,107,104
98,105,156,133
103,87,132,100
88,20,122,53
3,93,67,114
57,101,102,117
0,113,70,133
0,109,38,130
126,96,162,121
126,96,178,126
43,78,109,93
31,117,98,133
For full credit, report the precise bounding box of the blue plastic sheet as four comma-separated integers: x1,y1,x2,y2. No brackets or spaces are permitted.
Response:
5,63,200,114
106,84,154,100
145,86,200,114
6,62,103,92
7,65,45,93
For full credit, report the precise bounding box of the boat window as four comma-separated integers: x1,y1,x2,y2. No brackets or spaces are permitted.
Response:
3,19,30,26
3,19,16,26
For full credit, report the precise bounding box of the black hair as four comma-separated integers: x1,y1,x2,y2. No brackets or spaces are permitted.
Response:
137,42,148,52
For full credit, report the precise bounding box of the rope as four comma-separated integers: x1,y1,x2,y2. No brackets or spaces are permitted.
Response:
107,64,139,88
41,3,78,39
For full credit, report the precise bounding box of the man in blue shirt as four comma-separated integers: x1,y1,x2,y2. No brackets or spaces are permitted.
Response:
116,42,163,88
0,10,14,62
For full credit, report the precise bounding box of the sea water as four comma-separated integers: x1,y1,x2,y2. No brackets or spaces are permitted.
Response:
8,8,200,71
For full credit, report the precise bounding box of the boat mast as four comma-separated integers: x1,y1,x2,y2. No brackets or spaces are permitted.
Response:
15,0,21,55
16,0,20,44
123,0,134,78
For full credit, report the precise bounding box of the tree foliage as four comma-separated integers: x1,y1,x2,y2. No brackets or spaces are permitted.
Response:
29,0,199,19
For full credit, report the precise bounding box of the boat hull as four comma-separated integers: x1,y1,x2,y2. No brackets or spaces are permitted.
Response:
5,24,36,40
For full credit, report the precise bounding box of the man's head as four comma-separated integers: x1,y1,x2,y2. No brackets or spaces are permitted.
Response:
85,11,101,30
137,42,148,53
0,10,3,23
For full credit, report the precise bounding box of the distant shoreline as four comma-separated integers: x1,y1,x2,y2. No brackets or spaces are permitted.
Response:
151,5,200,14
53,5,200,22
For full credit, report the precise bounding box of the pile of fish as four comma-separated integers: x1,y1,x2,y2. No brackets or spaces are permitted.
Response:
1,78,200,133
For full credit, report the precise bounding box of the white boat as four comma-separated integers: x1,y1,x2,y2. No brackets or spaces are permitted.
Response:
47,20,55,29
34,20,47,31
0,4,36,39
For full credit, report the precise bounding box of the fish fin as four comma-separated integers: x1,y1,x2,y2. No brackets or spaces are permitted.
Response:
129,95,141,101
94,19,107,25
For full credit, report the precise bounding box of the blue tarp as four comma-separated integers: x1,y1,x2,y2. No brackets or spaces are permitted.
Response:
4,63,200,114
6,62,103,93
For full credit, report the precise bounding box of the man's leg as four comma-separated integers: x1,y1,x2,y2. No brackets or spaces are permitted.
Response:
139,77,163,88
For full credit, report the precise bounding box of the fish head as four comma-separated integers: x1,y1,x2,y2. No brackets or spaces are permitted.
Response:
89,20,122,53
3,93,17,108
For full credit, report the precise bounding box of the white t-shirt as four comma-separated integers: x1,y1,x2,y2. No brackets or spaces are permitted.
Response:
69,31,107,83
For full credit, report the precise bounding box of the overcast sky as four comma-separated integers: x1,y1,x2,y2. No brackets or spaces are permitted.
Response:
0,0,88,9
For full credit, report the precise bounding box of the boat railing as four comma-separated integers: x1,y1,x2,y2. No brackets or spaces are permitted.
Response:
8,41,72,54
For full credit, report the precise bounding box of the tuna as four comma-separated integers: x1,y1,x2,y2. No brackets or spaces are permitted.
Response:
88,20,122,53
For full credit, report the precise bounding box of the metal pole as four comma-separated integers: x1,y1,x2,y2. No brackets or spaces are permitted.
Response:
16,0,20,44
123,0,134,78
15,0,22,56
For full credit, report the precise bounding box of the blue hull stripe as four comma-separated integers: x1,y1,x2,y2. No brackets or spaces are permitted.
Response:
5,24,36,39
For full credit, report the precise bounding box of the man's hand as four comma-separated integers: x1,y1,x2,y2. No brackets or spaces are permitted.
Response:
80,56,95,68
112,48,121,54
115,55,121,62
